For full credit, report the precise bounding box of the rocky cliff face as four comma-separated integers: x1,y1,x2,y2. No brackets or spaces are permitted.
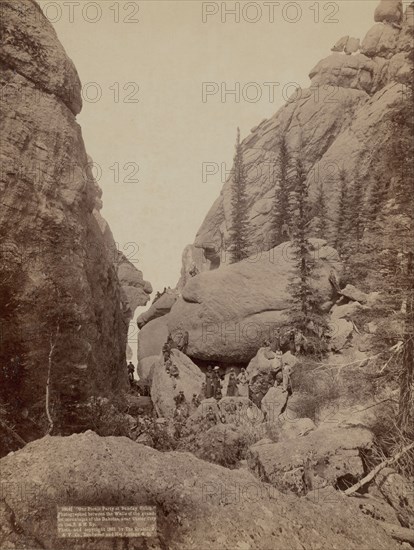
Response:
192,1,413,264
0,0,151,433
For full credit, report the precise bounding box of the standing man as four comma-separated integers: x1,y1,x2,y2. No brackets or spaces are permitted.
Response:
226,368,238,397
237,368,249,397
212,366,221,399
127,362,135,387
282,361,293,394
289,330,296,355
205,366,213,398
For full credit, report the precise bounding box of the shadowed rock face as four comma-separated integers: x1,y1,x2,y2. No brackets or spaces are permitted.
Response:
191,1,412,263
0,0,150,432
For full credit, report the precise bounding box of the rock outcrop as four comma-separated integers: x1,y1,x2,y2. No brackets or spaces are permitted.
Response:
137,289,178,328
374,0,404,24
247,424,374,495
178,243,214,290
0,432,403,549
93,209,152,319
188,1,413,265
0,0,150,433
375,468,414,528
137,316,169,381
166,239,341,363
150,350,204,417
137,289,178,380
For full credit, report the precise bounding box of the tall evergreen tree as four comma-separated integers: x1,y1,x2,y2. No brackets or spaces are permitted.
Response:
312,182,328,240
229,128,249,263
287,155,329,355
335,168,350,254
273,134,291,245
344,35,414,434
367,161,388,224
382,44,414,434
350,168,366,247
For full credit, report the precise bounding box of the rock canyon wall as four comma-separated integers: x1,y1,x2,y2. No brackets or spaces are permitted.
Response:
0,0,151,433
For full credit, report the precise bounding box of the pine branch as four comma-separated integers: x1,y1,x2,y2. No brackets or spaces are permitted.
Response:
344,441,414,495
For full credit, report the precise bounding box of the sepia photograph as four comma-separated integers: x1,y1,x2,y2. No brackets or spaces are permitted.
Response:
0,0,413,548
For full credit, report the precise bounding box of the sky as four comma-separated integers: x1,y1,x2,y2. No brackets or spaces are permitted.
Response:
37,0,381,356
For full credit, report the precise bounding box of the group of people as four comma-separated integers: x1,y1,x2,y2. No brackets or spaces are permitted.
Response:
201,365,249,400
261,340,294,393
265,328,305,357
163,332,189,361
162,332,190,381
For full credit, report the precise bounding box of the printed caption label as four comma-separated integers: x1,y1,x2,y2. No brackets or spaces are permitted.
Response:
57,505,156,538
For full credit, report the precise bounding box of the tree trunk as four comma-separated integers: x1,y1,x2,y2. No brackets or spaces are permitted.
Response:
45,326,59,435
397,251,413,432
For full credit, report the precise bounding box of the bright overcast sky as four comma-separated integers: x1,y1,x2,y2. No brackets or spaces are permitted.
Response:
38,0,380,298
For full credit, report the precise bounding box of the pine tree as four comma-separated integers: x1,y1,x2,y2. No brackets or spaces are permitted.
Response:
312,182,328,240
335,168,350,254
273,134,291,245
287,155,329,355
347,35,414,434
384,42,414,434
340,166,372,285
367,161,388,224
229,128,249,263
350,168,366,247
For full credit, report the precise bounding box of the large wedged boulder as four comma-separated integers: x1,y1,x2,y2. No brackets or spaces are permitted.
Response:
247,424,374,495
0,432,402,549
167,240,341,363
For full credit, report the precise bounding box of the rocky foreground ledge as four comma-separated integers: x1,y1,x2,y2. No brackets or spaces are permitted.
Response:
0,431,405,550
